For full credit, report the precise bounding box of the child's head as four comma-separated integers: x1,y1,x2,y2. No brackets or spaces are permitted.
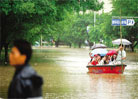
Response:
95,54,101,61
111,54,117,61
102,56,107,61
103,55,110,64
107,55,111,60
113,54,117,59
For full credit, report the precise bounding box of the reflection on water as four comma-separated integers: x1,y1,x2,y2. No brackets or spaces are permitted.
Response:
88,74,127,99
0,48,138,99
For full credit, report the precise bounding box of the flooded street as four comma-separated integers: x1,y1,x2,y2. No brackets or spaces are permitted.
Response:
0,48,138,99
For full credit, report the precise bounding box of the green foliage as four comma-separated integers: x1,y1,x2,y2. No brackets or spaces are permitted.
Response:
0,0,103,44
58,12,95,48
88,13,112,47
111,0,138,51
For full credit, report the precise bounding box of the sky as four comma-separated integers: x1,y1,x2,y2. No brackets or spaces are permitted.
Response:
79,0,113,14
100,0,112,13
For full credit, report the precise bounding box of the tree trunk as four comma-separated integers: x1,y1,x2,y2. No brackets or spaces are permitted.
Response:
4,43,8,64
78,42,81,48
130,41,138,52
0,43,3,56
87,40,93,49
130,45,134,52
0,44,3,63
0,12,1,62
69,43,72,48
89,42,93,49
55,41,59,47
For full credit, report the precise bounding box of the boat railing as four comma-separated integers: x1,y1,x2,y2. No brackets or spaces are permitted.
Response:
87,64,127,67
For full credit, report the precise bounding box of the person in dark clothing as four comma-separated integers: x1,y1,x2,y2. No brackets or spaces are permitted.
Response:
8,39,43,99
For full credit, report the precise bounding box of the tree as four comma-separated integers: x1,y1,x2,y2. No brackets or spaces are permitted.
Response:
111,0,138,51
0,0,57,63
88,13,113,47
0,0,103,63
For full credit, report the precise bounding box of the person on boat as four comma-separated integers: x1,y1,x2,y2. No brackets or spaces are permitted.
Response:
90,54,101,65
89,52,93,62
116,44,126,64
99,55,110,65
111,54,117,61
110,54,117,64
107,55,111,63
98,56,105,65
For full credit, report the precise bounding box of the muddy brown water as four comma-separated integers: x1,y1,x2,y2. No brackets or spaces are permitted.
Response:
0,48,138,99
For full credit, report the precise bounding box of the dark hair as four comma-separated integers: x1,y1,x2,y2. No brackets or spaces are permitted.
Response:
101,56,104,59
97,54,101,56
111,57,114,61
119,44,124,47
13,39,32,64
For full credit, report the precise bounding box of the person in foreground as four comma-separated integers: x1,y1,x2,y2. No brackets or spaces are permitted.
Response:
8,39,43,99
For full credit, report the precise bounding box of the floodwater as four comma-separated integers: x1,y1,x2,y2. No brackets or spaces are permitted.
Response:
0,48,138,99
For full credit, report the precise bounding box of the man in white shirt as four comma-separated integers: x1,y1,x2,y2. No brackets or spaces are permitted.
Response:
116,44,126,64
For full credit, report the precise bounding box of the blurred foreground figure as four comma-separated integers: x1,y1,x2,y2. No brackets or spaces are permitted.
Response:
8,40,43,99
